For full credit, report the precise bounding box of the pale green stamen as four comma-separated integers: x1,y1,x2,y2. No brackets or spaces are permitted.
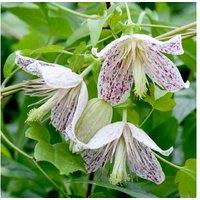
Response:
110,138,130,185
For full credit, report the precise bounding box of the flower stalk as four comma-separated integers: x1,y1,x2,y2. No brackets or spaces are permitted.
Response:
156,22,196,40
50,3,99,19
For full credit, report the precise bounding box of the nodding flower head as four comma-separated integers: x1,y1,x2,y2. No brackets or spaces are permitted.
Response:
92,34,189,105
82,121,173,185
15,52,88,139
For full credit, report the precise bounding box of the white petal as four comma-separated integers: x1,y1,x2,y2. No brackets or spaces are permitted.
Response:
83,143,114,173
51,81,88,135
143,48,189,92
133,34,184,55
65,82,89,148
124,129,165,184
15,51,43,76
92,35,132,59
15,52,82,89
127,123,173,156
98,42,134,106
86,122,125,149
40,66,82,89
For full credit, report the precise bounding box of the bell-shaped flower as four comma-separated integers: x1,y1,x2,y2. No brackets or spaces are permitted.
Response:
82,122,173,185
92,34,189,105
15,51,88,137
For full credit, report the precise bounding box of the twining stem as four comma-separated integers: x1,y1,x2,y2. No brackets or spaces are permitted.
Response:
125,2,133,24
139,108,154,127
50,3,99,19
140,23,195,31
156,22,196,39
154,152,183,170
158,31,196,41
86,172,95,197
0,131,67,196
2,68,20,88
80,62,96,77
137,11,146,26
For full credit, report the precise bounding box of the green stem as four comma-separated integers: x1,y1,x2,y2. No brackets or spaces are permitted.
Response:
156,22,196,39
122,108,127,122
154,153,183,170
139,108,154,127
125,2,133,24
0,130,67,196
140,23,195,31
50,3,99,19
1,131,32,159
158,31,196,41
2,68,20,88
80,62,96,77
137,11,146,25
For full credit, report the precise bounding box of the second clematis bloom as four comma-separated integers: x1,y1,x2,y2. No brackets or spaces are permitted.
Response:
82,122,173,185
15,51,88,136
92,34,189,105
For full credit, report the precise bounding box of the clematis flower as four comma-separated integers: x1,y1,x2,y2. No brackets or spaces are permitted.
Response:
92,34,189,105
15,51,88,136
82,122,173,185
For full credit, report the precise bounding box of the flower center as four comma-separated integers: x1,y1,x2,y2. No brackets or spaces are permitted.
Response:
110,137,130,185
132,42,149,98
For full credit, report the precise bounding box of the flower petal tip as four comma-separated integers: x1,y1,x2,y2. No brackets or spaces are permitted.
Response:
91,48,99,57
162,146,173,156
184,80,190,89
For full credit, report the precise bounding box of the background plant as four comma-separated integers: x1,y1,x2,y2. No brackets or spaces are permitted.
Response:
1,2,196,198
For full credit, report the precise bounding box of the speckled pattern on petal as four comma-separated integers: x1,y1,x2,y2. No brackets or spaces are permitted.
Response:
98,47,134,106
143,47,188,92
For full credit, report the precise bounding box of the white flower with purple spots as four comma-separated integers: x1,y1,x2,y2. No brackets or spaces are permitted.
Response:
15,52,88,137
92,34,189,105
82,122,173,185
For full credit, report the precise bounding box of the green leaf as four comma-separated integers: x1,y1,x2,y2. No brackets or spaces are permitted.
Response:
173,82,196,123
155,2,171,22
34,141,54,164
26,123,85,175
23,45,64,56
87,17,106,47
182,112,196,160
1,156,36,179
13,30,48,50
25,122,50,142
3,52,16,78
175,159,196,197
66,22,89,47
1,144,12,159
54,142,86,175
4,3,49,34
68,42,87,73
144,85,175,111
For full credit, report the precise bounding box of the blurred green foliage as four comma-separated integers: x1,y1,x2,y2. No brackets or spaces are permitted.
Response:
1,2,196,198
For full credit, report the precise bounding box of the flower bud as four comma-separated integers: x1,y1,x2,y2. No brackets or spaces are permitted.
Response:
75,98,113,144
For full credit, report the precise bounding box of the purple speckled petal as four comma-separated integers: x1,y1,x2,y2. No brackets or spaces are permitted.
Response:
83,142,115,173
98,48,134,106
133,34,184,55
123,126,165,184
15,51,82,89
143,48,189,92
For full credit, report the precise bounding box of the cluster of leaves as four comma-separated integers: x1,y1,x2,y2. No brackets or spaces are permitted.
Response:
1,2,196,198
